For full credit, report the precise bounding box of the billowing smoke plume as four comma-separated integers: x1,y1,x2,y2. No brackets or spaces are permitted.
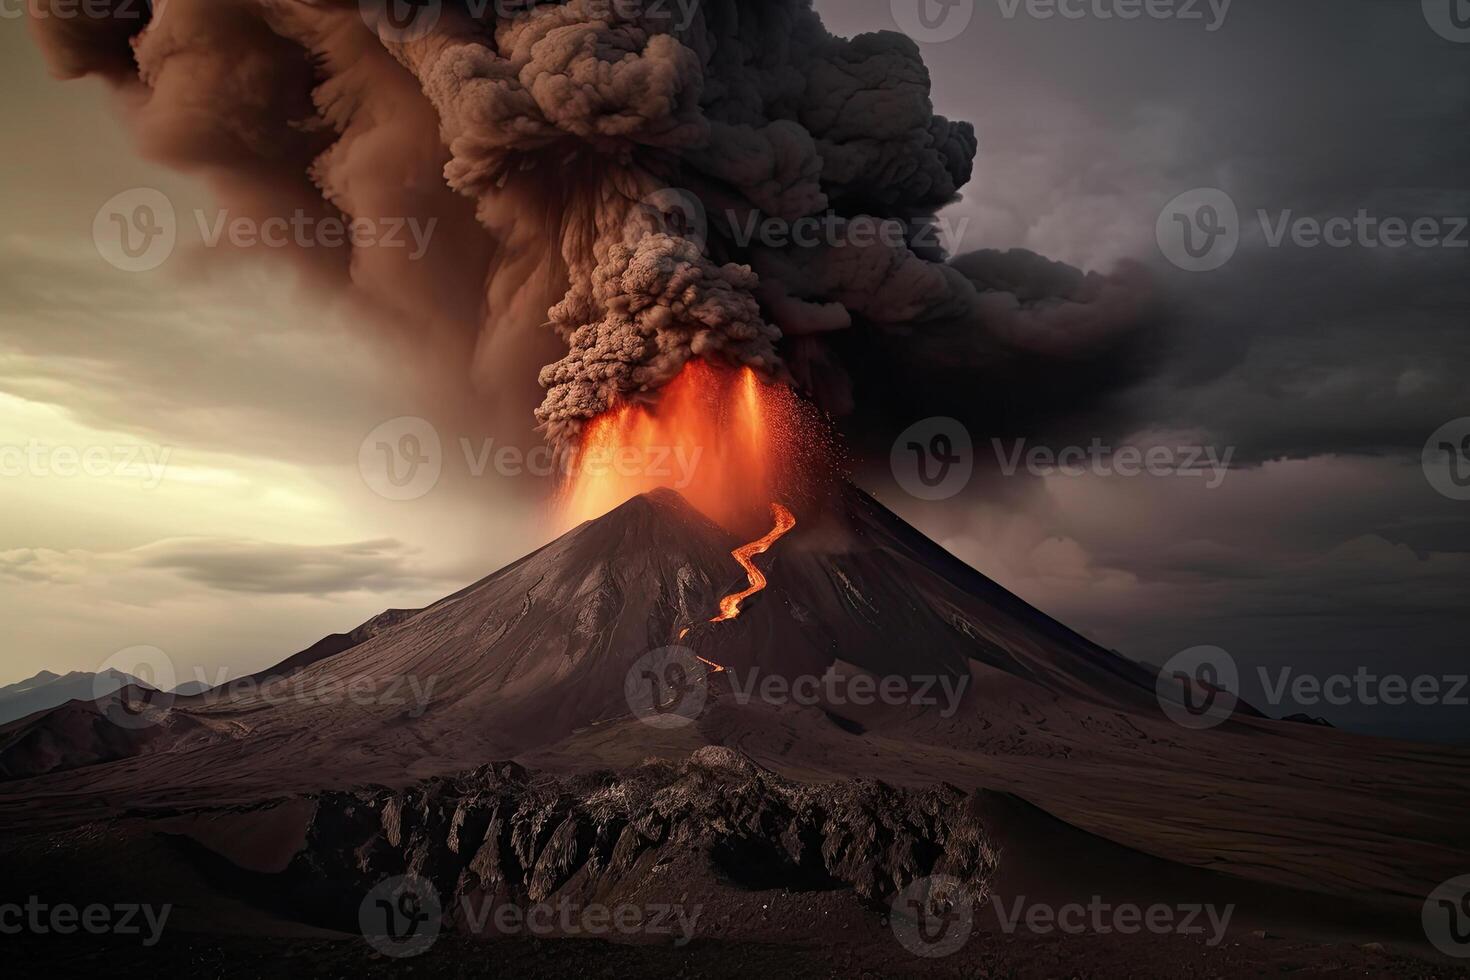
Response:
33,0,1155,453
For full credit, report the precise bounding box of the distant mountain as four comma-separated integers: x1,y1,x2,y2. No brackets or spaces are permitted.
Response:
0,670,60,698
238,607,423,686
0,606,425,777
0,668,151,726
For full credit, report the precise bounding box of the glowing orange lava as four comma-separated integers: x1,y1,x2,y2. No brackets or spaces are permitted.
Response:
709,502,796,623
557,359,814,534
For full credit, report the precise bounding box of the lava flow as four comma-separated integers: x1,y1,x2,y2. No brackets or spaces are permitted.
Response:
709,502,797,623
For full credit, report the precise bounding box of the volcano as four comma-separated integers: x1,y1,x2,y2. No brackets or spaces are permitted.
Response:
1,485,1170,793
2,487,1467,971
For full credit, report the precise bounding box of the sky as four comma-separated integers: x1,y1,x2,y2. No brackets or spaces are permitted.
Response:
1,1,1467,741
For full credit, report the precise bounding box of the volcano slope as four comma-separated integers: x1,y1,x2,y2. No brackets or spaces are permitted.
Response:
1,487,1466,964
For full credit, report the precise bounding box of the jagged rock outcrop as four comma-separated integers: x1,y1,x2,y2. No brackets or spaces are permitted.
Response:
289,748,996,933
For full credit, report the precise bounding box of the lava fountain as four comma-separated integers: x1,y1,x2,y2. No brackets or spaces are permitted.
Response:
556,359,826,535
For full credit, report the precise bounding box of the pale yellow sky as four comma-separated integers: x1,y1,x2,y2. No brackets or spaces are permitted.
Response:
0,24,552,686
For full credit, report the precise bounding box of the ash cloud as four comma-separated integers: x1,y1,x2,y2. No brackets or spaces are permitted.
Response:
33,0,1155,451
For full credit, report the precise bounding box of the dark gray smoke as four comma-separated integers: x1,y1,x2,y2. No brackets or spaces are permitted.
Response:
33,0,1155,451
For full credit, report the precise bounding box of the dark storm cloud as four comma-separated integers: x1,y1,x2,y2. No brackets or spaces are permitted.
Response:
1141,235,1470,466
1115,1,1470,466
810,0,1470,471
823,0,1469,741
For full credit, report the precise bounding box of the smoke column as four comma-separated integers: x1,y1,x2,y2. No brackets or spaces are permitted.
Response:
33,0,1155,457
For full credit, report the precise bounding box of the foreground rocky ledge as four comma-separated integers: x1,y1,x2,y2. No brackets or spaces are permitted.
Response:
289,746,996,933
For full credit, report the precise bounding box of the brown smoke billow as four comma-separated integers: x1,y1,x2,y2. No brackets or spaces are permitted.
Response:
34,0,1154,454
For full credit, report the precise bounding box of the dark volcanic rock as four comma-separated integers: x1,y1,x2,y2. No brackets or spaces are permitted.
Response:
287,748,996,936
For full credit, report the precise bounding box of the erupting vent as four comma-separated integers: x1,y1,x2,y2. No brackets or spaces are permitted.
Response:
556,359,824,535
